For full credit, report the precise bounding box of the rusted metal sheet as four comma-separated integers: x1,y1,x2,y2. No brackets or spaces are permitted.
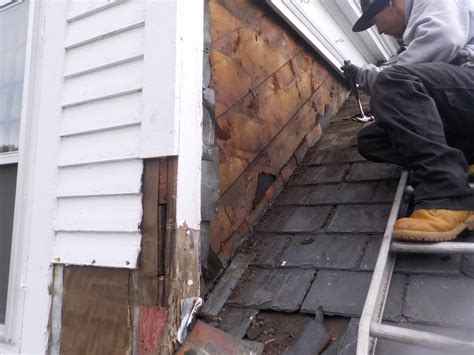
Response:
137,306,168,355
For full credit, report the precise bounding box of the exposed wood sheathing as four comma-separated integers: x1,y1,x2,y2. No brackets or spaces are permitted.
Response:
59,158,177,354
209,0,349,259
59,267,131,355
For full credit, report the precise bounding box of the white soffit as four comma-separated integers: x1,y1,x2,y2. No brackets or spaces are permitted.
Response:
266,0,399,72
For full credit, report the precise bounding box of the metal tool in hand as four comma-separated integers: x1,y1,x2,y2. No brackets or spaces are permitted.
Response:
343,60,374,123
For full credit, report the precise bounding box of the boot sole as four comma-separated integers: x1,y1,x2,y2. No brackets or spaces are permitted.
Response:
393,215,474,242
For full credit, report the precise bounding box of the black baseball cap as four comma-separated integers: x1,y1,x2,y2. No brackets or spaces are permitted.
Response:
353,0,390,32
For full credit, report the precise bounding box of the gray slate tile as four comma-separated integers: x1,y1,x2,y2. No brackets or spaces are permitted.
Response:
280,235,367,270
326,205,391,234
200,254,251,317
250,234,293,268
281,310,329,355
396,254,462,276
305,147,364,166
217,307,259,339
322,318,359,355
359,238,462,276
359,238,382,271
288,165,348,186
301,271,406,322
321,148,365,165
256,206,332,233
346,162,402,182
228,268,315,312
404,275,474,328
277,182,396,206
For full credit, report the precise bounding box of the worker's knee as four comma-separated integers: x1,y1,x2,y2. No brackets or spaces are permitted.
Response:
357,127,378,161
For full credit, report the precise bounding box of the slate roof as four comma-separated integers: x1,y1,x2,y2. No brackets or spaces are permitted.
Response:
201,94,474,354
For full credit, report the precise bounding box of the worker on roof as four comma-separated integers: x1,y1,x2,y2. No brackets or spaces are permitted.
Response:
341,0,474,242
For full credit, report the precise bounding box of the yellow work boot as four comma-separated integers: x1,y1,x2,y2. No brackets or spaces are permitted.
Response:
470,164,474,176
393,209,474,242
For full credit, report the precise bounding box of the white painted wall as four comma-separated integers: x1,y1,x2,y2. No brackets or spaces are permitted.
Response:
0,0,205,352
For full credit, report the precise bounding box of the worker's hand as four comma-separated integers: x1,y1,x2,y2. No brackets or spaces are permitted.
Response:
340,60,360,82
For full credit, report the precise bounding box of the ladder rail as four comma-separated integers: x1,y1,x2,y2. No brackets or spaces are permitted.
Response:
357,171,409,355
358,171,474,354
391,241,474,254
370,323,474,352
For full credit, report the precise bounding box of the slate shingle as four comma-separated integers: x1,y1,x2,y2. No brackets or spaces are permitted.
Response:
277,181,396,206
326,205,391,234
228,268,315,312
359,238,462,276
288,164,349,186
256,206,332,233
217,307,259,339
346,162,402,182
404,275,474,328
249,234,293,268
280,234,367,270
301,270,406,322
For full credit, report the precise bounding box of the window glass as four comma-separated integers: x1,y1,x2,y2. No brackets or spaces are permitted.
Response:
0,0,28,153
0,164,17,323
0,0,28,324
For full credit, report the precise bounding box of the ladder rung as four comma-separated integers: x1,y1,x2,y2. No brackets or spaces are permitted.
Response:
370,323,474,352
406,183,474,195
391,241,474,254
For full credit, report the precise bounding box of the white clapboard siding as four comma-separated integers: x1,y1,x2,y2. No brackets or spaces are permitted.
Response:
55,195,142,232
66,0,145,49
67,0,124,22
57,159,143,197
58,125,141,166
63,59,143,107
65,25,145,78
60,91,143,136
53,232,141,267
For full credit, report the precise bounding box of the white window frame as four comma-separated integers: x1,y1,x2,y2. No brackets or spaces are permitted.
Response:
266,0,399,73
0,0,39,347
0,0,23,12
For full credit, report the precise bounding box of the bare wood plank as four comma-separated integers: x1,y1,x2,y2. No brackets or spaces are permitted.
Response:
212,0,268,42
216,52,330,194
210,0,243,42
163,157,178,308
158,158,169,205
140,159,160,277
211,14,301,117
60,266,131,355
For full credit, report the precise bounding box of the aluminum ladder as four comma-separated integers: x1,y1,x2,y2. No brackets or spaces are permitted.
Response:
357,170,474,354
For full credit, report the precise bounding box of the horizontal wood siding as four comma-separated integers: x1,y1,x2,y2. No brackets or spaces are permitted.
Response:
53,0,147,267
209,0,349,258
